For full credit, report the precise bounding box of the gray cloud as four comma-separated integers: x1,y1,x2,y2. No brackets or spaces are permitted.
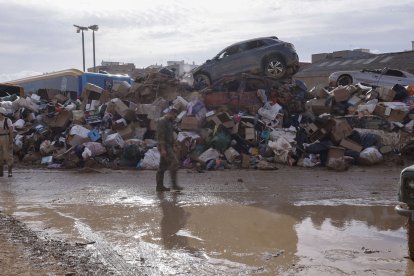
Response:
0,0,413,82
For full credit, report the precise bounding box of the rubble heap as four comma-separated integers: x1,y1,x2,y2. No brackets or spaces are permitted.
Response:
2,72,413,172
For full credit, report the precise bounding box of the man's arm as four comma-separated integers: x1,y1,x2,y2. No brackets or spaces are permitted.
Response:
7,119,13,144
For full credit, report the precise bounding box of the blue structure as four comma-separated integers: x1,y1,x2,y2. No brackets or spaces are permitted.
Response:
8,69,132,97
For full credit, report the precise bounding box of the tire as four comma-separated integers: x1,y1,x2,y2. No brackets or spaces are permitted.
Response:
337,75,353,86
193,74,211,89
408,215,414,260
264,56,286,79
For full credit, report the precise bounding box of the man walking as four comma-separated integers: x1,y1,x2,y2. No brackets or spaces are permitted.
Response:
156,108,183,192
0,107,13,177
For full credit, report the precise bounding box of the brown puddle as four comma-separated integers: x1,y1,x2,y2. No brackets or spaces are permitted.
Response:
1,189,413,275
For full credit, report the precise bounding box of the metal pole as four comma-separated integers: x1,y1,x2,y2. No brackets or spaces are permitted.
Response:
81,30,86,72
92,30,96,72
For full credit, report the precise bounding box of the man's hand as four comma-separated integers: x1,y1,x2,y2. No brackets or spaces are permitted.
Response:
160,148,167,158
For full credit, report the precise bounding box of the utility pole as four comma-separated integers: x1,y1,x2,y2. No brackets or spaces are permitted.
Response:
88,25,99,72
73,24,88,71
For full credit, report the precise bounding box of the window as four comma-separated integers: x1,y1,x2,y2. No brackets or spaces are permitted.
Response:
241,40,265,51
217,45,240,59
385,69,404,77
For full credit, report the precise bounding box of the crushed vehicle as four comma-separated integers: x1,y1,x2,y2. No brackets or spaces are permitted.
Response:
0,83,24,97
200,73,284,114
395,165,414,260
192,36,300,88
329,67,414,88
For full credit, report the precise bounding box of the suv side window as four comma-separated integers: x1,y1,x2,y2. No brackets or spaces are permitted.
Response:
240,40,265,52
385,69,404,77
217,45,240,59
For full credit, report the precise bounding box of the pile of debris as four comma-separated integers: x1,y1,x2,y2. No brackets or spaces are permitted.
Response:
2,72,413,172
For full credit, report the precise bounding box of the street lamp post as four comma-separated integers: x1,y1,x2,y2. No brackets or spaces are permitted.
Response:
88,25,99,73
73,24,88,72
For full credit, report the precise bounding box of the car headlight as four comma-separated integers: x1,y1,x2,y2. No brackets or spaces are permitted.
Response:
404,179,414,199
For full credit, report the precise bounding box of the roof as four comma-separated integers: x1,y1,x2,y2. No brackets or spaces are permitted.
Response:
8,69,84,85
296,50,414,78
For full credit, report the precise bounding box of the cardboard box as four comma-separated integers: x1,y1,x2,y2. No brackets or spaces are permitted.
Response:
244,128,255,140
173,96,189,111
207,112,235,128
112,118,128,131
388,108,407,122
224,147,240,163
347,95,362,106
374,103,408,121
180,116,200,130
112,81,131,96
68,135,90,147
72,110,85,123
241,154,250,168
377,87,396,101
339,138,363,152
330,119,353,143
54,93,68,103
332,87,351,102
135,104,163,120
307,98,332,115
84,83,104,94
111,98,129,117
117,124,135,140
304,123,319,135
373,103,386,117
104,133,125,148
309,128,328,142
45,110,72,128
152,97,169,111
327,146,345,161
198,148,220,163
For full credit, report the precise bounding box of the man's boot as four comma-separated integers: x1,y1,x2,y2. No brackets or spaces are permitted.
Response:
0,162,3,177
8,165,12,177
171,170,183,191
156,171,170,192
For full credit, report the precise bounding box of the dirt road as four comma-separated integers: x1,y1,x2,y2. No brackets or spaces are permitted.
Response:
1,165,413,275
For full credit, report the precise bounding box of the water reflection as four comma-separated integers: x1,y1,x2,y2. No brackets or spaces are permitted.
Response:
158,192,196,253
279,204,406,231
0,181,16,215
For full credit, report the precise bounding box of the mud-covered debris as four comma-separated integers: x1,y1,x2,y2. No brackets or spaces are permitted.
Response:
362,247,380,254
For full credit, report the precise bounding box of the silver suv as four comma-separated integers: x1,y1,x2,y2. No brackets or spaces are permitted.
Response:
192,36,299,88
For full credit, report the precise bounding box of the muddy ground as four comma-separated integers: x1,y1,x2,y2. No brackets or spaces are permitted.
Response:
1,164,414,275
0,212,115,276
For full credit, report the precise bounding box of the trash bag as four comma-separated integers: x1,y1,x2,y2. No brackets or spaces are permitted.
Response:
358,147,383,165
210,128,231,152
268,137,293,164
139,148,160,170
360,133,382,149
120,144,141,167
392,84,408,101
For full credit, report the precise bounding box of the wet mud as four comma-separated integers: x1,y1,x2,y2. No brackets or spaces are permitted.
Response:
1,166,414,275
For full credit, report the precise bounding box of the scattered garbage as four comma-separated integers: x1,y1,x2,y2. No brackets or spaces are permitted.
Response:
1,69,413,172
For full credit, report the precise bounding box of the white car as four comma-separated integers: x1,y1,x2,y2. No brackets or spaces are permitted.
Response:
329,68,414,88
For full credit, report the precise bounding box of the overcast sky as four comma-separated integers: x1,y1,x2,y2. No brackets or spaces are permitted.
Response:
1,0,413,82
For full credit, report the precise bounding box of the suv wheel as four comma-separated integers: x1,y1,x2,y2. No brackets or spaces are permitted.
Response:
194,74,211,89
265,56,286,79
337,75,353,86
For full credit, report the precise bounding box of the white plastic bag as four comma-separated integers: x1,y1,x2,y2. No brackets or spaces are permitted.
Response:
140,148,160,169
359,147,383,165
